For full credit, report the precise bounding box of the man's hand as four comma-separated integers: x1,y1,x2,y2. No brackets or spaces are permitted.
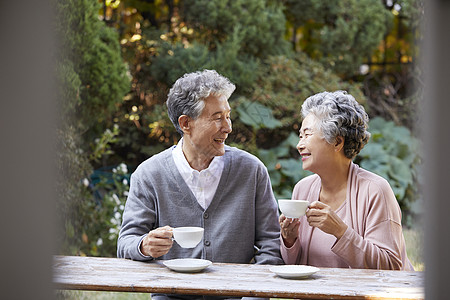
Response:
140,225,174,258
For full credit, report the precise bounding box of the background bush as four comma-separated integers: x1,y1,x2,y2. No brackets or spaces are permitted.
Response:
55,0,130,255
355,117,422,225
55,0,423,257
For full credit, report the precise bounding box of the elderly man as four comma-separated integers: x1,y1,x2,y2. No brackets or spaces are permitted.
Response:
117,69,282,299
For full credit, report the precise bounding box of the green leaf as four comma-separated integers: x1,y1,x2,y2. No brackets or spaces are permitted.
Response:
274,188,293,200
392,182,406,200
360,160,390,180
359,143,389,163
281,132,300,148
369,116,392,131
272,145,290,158
268,170,281,186
257,149,278,171
236,100,282,129
388,156,413,188
279,158,305,182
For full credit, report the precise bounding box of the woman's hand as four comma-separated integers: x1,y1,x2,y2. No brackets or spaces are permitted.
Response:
140,225,174,258
306,201,347,239
279,214,301,248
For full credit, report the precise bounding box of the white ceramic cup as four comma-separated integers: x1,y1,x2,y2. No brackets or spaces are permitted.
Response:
172,227,204,248
278,199,309,218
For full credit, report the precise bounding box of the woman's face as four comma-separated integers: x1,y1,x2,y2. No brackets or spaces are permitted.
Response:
296,114,335,173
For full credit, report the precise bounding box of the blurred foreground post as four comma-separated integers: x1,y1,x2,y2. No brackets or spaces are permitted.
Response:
423,1,450,299
0,1,56,299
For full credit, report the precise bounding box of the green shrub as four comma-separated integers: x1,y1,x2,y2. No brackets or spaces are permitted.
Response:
56,0,130,145
355,117,422,225
55,125,93,256
86,163,130,257
181,0,290,58
283,0,393,76
56,126,127,257
149,37,260,91
55,0,131,256
246,53,367,127
256,132,313,199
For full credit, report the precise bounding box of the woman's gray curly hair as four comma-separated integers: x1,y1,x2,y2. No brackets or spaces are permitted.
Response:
301,90,371,159
166,69,236,136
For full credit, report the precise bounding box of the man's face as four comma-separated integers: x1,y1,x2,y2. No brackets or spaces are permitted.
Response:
187,94,232,160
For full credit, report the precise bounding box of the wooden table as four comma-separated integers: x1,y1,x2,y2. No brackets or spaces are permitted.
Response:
53,255,424,299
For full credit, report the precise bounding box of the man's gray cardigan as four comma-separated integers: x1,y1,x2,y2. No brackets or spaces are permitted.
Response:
117,145,283,265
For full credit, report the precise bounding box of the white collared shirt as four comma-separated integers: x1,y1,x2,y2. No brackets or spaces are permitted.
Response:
172,138,224,209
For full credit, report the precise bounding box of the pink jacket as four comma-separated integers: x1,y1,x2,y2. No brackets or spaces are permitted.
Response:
280,162,414,270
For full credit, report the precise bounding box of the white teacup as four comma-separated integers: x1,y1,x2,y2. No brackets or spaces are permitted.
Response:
172,227,204,248
278,199,309,218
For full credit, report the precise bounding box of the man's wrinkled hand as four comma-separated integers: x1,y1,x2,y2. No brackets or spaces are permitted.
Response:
140,225,174,258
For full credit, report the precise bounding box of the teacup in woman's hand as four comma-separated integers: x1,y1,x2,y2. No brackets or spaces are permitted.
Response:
278,199,309,219
172,227,204,248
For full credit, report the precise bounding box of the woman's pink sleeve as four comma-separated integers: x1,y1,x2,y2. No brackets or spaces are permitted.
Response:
280,235,301,265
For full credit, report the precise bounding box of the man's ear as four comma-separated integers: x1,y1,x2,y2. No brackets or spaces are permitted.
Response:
335,136,345,152
178,115,190,135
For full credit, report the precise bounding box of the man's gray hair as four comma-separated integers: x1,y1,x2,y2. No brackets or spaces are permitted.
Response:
301,90,371,159
166,69,236,135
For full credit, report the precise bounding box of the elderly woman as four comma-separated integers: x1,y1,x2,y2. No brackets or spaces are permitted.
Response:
279,91,413,270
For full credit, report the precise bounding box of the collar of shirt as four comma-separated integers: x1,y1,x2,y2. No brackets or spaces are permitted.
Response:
172,138,224,208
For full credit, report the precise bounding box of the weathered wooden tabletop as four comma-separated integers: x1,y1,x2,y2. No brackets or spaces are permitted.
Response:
53,255,424,299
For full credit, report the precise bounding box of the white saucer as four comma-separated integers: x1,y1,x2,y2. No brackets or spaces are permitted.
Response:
163,258,212,273
269,265,319,279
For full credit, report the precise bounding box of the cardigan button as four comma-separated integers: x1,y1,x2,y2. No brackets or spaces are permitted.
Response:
203,213,209,219
204,240,211,246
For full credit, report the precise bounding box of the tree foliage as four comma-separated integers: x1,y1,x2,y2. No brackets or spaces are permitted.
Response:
363,0,424,132
283,0,393,76
55,0,130,255
180,0,290,58
54,0,424,257
57,0,130,143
